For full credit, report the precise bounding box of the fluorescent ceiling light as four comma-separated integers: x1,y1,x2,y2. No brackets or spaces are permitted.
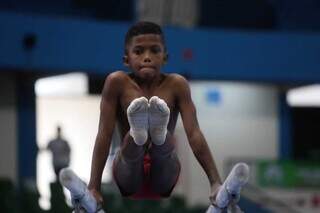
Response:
287,84,320,107
35,72,88,97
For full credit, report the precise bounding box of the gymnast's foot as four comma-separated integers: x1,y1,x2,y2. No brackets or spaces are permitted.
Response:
127,97,149,145
149,96,170,145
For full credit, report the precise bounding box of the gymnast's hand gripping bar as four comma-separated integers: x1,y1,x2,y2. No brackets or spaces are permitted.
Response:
206,163,250,213
59,168,105,213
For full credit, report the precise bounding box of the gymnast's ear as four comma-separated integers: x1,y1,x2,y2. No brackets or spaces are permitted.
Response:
123,55,129,67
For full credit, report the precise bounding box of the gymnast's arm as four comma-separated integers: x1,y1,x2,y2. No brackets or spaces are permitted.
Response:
88,72,121,202
174,75,222,201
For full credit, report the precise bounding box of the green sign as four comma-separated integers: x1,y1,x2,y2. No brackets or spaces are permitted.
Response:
257,161,320,188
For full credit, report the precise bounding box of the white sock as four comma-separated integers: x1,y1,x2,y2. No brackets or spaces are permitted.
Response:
149,96,170,145
127,97,149,145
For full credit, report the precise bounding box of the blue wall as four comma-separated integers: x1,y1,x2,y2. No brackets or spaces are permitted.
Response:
1,11,320,83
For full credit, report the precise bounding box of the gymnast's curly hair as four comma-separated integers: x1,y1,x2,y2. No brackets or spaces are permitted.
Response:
124,21,166,52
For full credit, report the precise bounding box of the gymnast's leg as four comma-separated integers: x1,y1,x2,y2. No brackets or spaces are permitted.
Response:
149,132,181,196
113,97,149,196
148,96,180,196
113,132,145,196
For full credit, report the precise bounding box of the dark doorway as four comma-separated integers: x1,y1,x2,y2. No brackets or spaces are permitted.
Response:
292,107,320,162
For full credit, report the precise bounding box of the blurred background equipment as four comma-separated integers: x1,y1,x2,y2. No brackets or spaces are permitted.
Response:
1,0,320,212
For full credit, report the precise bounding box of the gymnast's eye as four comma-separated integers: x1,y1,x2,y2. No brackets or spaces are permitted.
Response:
133,47,143,55
150,45,161,54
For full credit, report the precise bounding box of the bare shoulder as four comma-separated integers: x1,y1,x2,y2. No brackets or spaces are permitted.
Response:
166,73,190,91
105,70,128,83
102,70,128,96
104,70,130,87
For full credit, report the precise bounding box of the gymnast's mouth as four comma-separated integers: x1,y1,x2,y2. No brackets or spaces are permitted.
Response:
139,66,156,72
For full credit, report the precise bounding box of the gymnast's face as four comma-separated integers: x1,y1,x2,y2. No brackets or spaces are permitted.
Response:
124,34,167,79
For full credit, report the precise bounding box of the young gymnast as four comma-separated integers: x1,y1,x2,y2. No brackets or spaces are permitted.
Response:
87,21,222,205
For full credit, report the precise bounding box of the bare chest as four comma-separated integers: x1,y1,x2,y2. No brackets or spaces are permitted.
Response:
116,77,179,138
120,84,176,113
